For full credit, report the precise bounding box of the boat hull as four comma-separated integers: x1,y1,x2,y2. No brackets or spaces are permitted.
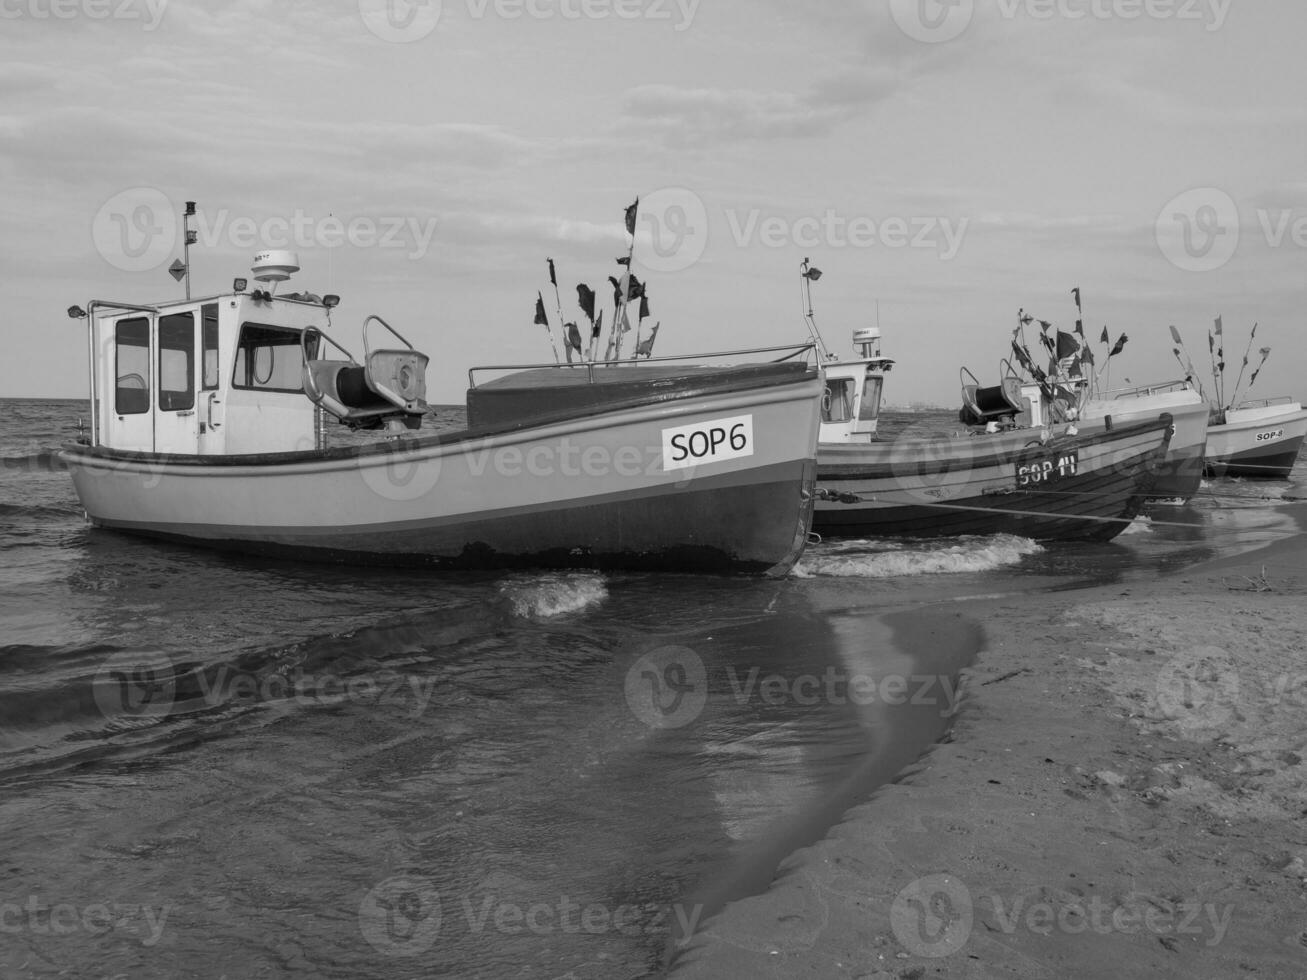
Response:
61,374,822,576
813,416,1172,543
1078,389,1208,500
1205,405,1307,479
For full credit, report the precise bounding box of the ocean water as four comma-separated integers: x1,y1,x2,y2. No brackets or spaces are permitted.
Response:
1,399,1302,979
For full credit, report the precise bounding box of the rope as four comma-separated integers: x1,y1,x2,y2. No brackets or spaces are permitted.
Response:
814,488,1220,530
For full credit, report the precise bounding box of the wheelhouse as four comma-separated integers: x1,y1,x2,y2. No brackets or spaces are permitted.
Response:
818,328,894,444
69,252,430,457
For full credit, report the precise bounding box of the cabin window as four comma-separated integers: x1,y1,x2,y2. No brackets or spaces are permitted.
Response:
822,379,856,423
158,312,195,412
231,323,316,393
114,317,150,415
202,303,219,390
859,375,883,422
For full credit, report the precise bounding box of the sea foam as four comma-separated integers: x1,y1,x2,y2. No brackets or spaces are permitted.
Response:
794,534,1043,579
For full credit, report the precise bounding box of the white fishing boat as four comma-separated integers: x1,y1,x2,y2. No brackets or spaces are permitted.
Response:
60,248,824,575
1204,399,1307,478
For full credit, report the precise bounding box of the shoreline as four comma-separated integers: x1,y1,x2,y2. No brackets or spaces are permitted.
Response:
673,505,1307,979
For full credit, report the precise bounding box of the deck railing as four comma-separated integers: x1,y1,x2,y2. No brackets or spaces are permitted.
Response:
466,343,817,389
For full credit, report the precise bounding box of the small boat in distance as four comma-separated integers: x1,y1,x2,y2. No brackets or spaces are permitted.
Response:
60,244,824,576
796,265,1173,542
1204,399,1307,478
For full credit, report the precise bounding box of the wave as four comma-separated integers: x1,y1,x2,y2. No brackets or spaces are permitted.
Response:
498,572,609,619
0,501,83,520
793,534,1043,579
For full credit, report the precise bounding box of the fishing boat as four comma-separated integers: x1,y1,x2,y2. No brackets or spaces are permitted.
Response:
996,303,1208,502
814,352,1173,541
59,248,824,575
795,265,1173,542
1204,399,1307,478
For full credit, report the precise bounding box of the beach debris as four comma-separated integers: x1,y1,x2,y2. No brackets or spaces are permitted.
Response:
1225,565,1273,593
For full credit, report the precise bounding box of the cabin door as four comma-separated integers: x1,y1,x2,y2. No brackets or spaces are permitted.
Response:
152,310,201,454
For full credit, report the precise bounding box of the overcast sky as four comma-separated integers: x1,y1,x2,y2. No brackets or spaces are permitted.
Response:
3,0,1305,407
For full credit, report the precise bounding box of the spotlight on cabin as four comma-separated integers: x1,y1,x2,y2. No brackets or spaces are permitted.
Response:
67,305,87,320
233,278,248,292
323,294,340,309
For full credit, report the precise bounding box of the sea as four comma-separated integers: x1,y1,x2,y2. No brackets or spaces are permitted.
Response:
2,397,1303,979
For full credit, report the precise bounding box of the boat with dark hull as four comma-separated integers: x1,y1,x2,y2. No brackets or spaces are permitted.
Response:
792,267,1174,542
1204,399,1307,479
60,250,823,576
815,412,1173,542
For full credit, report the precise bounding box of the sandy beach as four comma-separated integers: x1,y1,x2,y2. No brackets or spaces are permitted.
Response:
674,506,1307,980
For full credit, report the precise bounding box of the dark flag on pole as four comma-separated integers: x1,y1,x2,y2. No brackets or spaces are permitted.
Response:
1109,334,1129,358
548,259,558,288
564,322,583,364
625,198,640,237
1100,326,1110,345
534,292,549,327
639,293,650,321
1072,287,1081,311
627,275,645,300
635,322,660,358
592,310,604,342
1169,325,1183,345
577,284,596,323
1056,330,1081,361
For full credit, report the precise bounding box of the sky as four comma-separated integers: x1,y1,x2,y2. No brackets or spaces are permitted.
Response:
2,0,1306,408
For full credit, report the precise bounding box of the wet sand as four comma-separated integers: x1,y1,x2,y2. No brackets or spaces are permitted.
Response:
674,505,1307,980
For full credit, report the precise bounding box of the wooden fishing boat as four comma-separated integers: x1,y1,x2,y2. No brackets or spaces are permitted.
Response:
812,348,1174,541
1204,399,1307,478
60,251,823,575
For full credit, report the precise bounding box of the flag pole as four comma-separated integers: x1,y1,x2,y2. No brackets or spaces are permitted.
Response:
1225,321,1259,415
612,198,639,361
545,259,563,364
1170,325,1207,401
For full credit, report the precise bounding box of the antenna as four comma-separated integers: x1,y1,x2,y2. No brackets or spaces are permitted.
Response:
183,201,196,300
799,258,831,360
